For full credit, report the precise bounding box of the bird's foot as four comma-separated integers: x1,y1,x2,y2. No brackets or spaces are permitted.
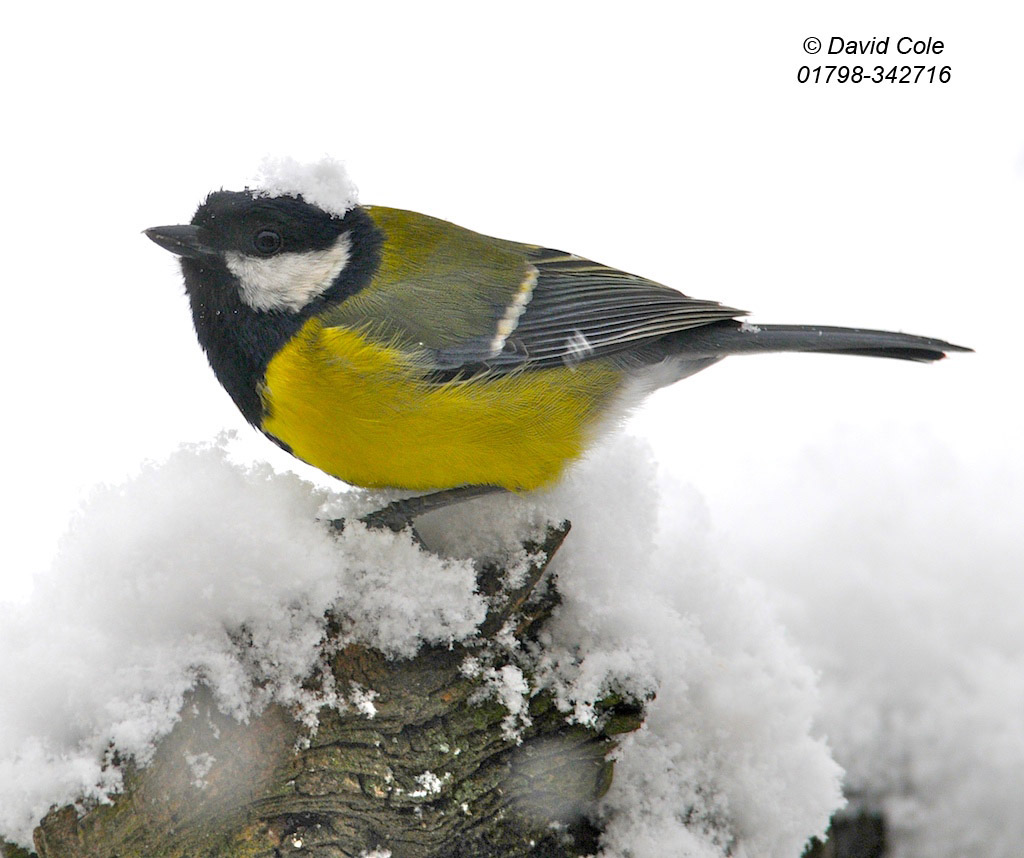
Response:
328,485,506,541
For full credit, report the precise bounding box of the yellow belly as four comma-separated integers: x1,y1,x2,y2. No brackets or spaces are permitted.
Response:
260,318,623,490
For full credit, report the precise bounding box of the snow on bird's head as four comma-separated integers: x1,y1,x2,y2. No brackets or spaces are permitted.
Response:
250,155,359,218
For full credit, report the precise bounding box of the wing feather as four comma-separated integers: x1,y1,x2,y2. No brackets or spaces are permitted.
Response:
324,209,745,375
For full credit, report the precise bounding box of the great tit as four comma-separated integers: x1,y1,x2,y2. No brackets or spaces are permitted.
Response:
146,190,968,501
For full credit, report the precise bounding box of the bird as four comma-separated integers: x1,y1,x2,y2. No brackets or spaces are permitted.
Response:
146,186,969,524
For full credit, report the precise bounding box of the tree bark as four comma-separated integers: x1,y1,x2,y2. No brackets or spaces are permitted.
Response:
803,811,886,858
27,522,645,858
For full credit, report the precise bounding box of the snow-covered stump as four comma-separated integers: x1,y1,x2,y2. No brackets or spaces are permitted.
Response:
29,522,644,858
3,439,856,857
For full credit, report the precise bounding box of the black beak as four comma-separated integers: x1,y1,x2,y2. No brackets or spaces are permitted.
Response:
145,225,218,259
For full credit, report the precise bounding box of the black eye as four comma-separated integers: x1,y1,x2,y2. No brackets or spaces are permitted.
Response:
252,229,283,255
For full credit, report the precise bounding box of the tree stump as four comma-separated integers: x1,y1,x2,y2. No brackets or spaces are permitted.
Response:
25,522,645,858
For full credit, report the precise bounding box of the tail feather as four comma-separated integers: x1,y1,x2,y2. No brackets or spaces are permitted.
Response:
670,322,971,363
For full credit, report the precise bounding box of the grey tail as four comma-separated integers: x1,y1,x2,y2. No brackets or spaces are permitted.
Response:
668,321,972,363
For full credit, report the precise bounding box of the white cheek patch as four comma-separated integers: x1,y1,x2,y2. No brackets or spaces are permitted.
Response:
225,233,351,312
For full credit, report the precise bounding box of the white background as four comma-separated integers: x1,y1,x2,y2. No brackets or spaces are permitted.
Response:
1,0,1020,599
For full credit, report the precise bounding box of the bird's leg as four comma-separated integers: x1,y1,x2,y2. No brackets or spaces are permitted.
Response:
329,485,506,535
359,485,506,532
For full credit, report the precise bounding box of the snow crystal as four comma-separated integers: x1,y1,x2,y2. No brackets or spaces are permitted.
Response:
348,684,379,719
251,155,359,218
184,752,216,789
408,770,448,798
470,663,533,742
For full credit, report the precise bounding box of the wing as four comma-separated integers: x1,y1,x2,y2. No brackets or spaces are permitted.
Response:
323,207,745,374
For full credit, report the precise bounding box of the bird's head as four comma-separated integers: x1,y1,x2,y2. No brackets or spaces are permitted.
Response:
146,190,371,315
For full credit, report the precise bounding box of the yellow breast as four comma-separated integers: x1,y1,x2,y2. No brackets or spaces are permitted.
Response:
260,318,623,491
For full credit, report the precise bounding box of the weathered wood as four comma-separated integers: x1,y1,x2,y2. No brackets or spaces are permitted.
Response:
29,522,645,858
803,810,886,858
